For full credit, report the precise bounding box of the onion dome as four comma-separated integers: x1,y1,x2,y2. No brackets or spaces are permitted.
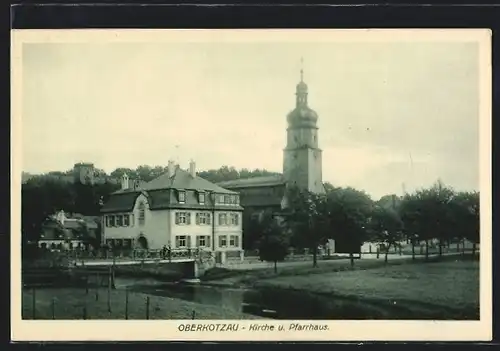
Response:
287,65,318,128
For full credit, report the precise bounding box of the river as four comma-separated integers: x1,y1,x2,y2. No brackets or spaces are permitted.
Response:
113,277,399,319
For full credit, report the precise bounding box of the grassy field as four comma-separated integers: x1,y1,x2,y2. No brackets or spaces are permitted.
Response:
202,255,480,319
22,287,264,320
257,259,479,319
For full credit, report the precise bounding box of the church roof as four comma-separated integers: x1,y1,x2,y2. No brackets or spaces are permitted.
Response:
217,174,286,189
217,175,287,208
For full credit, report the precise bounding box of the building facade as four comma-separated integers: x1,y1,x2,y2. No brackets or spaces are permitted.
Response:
100,160,244,263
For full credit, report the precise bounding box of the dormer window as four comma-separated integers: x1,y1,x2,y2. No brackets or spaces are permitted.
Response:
178,190,186,204
198,192,205,204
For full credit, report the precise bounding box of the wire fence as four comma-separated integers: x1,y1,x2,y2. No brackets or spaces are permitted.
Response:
23,275,199,320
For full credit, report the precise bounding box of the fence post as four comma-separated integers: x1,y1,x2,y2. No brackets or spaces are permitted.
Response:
107,267,112,313
125,288,129,320
111,266,116,289
95,273,99,301
85,274,89,295
32,287,36,319
51,297,56,319
146,296,150,320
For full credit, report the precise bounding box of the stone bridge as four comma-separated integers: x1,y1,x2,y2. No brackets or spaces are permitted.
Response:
68,249,216,281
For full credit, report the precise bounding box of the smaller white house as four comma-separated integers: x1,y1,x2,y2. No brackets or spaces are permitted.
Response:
100,160,244,264
39,210,99,250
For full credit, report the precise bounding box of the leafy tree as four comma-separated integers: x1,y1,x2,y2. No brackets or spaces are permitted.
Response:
369,205,404,263
110,167,137,180
284,186,331,268
449,191,480,256
323,182,336,193
400,190,433,260
257,212,290,273
327,187,373,267
242,212,265,250
21,178,76,243
400,180,458,260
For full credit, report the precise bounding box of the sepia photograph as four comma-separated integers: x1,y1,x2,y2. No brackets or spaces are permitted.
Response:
11,29,491,341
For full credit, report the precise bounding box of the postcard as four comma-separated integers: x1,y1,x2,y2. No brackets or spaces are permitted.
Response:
11,28,492,342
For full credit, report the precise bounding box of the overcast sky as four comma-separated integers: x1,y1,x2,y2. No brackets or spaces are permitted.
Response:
21,38,480,199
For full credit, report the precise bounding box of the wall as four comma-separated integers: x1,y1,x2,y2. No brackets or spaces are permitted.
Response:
169,209,213,249
104,199,243,252
103,193,171,250
214,210,243,252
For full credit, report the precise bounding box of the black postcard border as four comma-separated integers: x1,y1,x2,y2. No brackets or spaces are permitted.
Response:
7,1,499,347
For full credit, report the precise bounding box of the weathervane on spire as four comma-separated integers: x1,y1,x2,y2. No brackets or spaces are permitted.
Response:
300,57,304,82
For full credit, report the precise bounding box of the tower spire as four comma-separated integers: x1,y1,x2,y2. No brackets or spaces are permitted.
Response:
300,57,304,82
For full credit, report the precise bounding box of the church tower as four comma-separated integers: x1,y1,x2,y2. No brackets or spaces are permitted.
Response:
283,62,325,194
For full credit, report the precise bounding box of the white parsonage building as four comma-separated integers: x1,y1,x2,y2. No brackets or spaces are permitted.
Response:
100,160,244,263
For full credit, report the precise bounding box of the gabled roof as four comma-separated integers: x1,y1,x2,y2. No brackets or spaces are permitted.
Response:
217,174,286,189
101,191,142,213
101,167,242,214
113,167,238,195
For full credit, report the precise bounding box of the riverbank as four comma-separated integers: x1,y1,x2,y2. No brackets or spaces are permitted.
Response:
201,254,480,319
22,287,265,320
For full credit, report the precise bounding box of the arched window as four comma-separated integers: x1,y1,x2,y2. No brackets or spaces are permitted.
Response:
138,201,146,226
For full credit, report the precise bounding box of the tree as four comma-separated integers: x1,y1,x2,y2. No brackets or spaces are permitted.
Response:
284,186,331,268
242,212,265,250
326,187,373,267
110,167,137,180
369,205,404,263
449,191,480,256
257,212,290,273
21,178,76,243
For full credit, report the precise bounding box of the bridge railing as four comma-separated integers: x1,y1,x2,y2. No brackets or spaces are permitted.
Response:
65,247,213,263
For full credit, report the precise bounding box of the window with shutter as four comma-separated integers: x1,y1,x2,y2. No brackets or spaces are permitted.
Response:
187,213,191,225
196,213,200,225
235,235,240,247
124,214,130,226
207,214,211,225
219,235,227,247
175,212,180,225
175,236,180,248
187,236,192,248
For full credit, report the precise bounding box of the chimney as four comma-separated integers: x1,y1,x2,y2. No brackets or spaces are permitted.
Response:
189,160,196,178
168,160,176,178
121,173,129,190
